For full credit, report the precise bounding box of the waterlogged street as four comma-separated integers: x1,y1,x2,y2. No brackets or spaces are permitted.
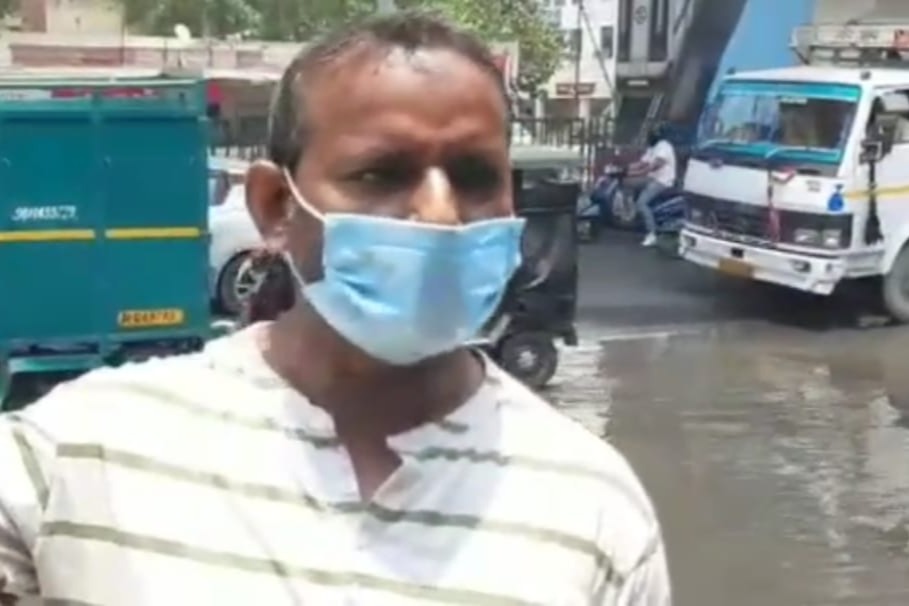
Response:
555,233,909,606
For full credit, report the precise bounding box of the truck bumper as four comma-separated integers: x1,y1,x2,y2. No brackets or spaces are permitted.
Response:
679,229,846,295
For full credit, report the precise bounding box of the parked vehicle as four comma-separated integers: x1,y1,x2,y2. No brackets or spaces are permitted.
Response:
579,161,687,250
480,144,580,389
679,23,909,321
208,156,262,316
0,77,211,408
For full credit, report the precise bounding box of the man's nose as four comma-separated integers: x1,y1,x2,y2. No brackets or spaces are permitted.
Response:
408,167,460,225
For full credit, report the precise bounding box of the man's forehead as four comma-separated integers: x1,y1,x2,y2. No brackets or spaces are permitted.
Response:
300,47,505,127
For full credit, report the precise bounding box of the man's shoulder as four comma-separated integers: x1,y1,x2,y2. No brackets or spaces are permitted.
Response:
486,365,662,572
4,331,262,444
488,364,656,508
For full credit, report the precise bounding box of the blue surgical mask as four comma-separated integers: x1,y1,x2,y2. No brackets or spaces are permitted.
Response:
282,170,525,365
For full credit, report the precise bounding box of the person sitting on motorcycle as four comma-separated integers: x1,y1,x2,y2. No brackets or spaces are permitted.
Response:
628,125,677,247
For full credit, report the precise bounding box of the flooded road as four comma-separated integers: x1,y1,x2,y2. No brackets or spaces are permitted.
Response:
552,322,909,606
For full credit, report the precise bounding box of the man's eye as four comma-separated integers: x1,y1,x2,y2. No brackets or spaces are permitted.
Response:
449,160,502,193
352,167,410,188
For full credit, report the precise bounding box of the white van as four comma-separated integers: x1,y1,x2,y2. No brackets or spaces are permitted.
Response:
679,24,909,320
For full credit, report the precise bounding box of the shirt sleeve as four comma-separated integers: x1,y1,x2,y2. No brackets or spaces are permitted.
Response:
611,539,671,606
0,413,54,600
651,142,671,164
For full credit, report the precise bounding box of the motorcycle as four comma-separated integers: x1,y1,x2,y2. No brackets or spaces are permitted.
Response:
577,165,630,242
577,164,687,254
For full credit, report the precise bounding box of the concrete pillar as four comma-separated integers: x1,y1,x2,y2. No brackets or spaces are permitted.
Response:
534,95,546,119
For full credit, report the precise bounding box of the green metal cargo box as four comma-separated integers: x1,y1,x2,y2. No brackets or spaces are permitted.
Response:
0,79,211,406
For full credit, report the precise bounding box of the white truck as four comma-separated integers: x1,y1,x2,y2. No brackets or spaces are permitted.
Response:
679,23,909,320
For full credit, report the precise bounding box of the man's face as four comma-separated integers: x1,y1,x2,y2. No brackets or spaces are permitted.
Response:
247,47,513,267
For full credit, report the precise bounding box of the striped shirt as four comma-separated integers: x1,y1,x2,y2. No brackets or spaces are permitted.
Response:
0,326,670,605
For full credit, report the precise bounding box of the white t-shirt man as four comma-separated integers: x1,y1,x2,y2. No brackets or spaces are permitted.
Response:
641,140,677,188
0,326,671,605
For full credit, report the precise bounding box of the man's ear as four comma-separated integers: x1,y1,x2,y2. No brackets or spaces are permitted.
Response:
245,160,293,250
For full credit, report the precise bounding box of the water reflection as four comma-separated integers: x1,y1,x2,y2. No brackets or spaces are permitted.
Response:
552,324,909,606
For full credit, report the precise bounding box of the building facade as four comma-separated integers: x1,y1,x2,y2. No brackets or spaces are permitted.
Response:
538,0,619,119
19,0,123,34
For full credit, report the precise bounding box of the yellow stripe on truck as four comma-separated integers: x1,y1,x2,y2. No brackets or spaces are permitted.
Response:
105,227,203,240
845,185,909,201
0,227,203,244
0,229,96,243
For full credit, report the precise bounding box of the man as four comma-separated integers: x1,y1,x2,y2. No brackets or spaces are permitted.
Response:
0,13,670,605
629,126,677,247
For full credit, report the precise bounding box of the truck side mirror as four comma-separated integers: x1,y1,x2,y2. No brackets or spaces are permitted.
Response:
862,116,898,163
861,138,885,164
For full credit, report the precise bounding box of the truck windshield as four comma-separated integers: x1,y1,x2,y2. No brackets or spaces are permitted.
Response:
696,80,861,168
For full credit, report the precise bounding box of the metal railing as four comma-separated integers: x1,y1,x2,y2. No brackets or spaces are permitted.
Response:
209,115,624,185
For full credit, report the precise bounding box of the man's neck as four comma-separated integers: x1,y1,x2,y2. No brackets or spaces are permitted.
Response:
258,305,485,438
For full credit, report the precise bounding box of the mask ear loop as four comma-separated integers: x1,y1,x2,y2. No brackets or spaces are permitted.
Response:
280,169,325,288
283,169,325,222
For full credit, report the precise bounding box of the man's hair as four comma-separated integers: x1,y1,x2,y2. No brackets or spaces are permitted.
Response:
267,10,512,170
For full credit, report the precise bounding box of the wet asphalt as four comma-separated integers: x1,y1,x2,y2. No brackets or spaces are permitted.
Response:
557,230,909,606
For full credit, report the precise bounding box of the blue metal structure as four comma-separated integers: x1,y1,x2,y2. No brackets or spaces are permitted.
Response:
706,0,817,102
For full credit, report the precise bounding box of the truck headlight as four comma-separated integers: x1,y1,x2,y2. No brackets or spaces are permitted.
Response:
821,229,844,249
793,228,820,245
688,207,704,224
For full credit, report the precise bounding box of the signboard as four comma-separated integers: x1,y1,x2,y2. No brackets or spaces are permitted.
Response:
795,24,909,49
556,82,596,97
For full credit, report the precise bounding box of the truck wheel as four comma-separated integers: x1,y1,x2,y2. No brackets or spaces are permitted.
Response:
496,332,559,390
883,246,909,323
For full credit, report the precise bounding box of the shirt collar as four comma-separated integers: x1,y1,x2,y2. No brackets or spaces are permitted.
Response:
205,324,506,452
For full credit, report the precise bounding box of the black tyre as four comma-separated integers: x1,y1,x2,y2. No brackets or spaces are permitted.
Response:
496,332,559,390
883,246,909,323
216,252,255,317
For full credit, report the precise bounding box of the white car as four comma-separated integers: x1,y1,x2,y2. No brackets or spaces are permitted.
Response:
208,157,262,316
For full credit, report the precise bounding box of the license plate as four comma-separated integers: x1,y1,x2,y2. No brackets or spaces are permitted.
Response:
718,258,754,278
118,308,185,329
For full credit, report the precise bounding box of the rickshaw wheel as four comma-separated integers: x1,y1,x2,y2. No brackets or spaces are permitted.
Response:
497,332,559,390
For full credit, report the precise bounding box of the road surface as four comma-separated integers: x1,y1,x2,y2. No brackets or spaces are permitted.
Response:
557,233,909,606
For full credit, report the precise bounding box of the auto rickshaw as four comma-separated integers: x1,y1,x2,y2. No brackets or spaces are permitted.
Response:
479,144,582,389
0,77,212,409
